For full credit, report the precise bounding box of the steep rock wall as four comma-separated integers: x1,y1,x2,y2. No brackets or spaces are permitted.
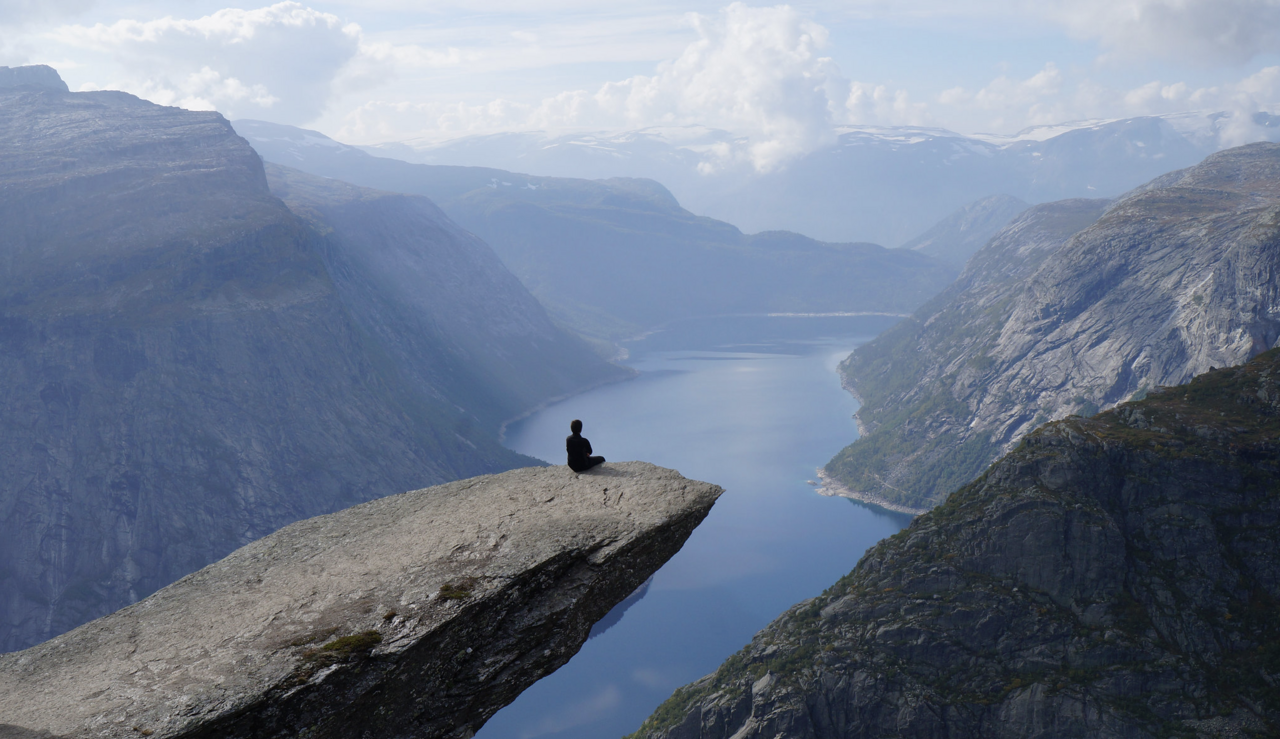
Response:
641,351,1280,739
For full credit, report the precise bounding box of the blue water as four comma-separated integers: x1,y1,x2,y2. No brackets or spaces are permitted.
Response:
478,316,912,739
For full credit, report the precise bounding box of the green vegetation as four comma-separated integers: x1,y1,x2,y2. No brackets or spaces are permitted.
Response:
289,630,385,685
439,578,478,600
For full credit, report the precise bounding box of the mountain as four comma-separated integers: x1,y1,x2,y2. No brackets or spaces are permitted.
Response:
263,163,626,429
900,194,1029,267
234,120,958,341
633,348,1280,739
0,462,722,739
824,143,1280,513
0,69,620,652
360,114,1239,246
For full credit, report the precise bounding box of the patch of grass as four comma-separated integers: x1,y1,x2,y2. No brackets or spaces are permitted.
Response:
440,578,478,600
288,630,384,685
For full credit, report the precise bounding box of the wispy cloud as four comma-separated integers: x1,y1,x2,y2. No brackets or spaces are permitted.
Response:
1047,0,1280,65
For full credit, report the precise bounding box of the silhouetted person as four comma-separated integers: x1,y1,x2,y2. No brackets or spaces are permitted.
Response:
566,419,605,472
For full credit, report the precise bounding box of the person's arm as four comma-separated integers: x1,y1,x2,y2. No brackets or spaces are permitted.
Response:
585,438,592,455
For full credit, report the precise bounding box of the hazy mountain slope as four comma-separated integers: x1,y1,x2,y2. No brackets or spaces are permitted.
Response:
234,120,958,339
0,75,613,651
634,349,1280,739
826,143,1280,512
445,180,955,332
264,164,630,429
901,194,1029,266
363,116,1215,245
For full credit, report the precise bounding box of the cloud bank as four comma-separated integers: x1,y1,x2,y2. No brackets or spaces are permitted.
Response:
32,0,1280,171
52,2,361,123
342,3,927,172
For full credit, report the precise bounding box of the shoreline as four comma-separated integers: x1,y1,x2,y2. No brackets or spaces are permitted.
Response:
497,366,640,445
814,468,927,517
837,370,870,437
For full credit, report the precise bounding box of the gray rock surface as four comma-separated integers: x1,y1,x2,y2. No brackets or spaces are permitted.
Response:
827,143,1280,511
902,194,1029,267
0,76,620,651
0,462,721,739
635,351,1280,739
0,66,67,91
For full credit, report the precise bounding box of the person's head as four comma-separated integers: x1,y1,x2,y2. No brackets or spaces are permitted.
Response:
570,419,583,434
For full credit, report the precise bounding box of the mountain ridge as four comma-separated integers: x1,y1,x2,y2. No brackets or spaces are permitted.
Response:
0,71,620,651
825,142,1280,512
233,119,957,341
634,348,1280,739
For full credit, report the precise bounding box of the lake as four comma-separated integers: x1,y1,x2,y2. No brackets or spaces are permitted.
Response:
477,315,912,739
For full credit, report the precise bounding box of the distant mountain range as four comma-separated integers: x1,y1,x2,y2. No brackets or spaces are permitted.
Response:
0,67,622,651
235,120,958,341
825,142,1280,513
358,113,1264,246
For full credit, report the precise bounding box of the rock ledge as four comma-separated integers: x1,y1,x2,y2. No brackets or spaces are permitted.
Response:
0,461,721,739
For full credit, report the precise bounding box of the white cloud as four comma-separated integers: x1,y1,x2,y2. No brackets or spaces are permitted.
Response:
339,3,926,172
1048,0,1280,65
846,82,929,126
933,64,1069,131
50,2,362,123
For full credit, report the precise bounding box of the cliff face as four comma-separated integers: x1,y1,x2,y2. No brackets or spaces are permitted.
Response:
637,350,1280,739
0,462,722,739
0,74,620,651
827,143,1280,512
265,163,631,429
826,198,1111,511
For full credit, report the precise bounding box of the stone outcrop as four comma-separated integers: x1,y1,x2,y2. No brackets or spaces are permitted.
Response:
635,350,1280,739
0,462,721,739
0,68,622,651
827,142,1280,512
0,65,67,91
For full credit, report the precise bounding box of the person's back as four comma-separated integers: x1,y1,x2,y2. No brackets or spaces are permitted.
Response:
566,419,605,472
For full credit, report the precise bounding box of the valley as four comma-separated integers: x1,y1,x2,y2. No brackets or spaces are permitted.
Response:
2,56,1279,739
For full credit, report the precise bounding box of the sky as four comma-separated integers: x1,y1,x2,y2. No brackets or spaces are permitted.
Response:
5,0,1280,170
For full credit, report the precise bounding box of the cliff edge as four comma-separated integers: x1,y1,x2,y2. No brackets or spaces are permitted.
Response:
0,462,721,739
638,350,1280,738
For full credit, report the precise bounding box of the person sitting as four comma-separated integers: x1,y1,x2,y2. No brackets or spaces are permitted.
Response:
566,419,605,472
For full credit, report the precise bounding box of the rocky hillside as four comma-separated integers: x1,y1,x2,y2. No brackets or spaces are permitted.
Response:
0,69,620,652
234,120,957,341
634,349,1280,739
826,143,1280,513
0,462,722,739
901,194,1029,267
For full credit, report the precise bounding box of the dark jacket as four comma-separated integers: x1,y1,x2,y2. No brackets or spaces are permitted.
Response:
566,433,592,468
